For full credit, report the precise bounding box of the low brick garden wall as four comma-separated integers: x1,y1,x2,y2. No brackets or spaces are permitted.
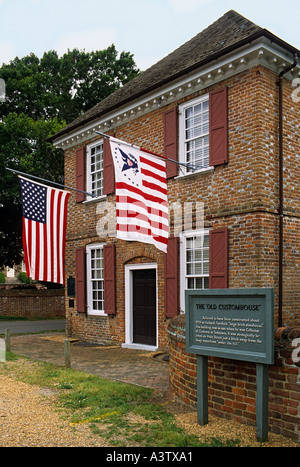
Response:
168,315,300,443
0,285,65,319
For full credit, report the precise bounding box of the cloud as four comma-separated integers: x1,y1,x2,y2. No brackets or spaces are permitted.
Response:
168,0,214,12
55,28,117,55
135,53,166,71
0,40,17,65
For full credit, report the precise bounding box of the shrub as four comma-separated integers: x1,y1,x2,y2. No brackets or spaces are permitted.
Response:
17,272,31,284
0,271,5,283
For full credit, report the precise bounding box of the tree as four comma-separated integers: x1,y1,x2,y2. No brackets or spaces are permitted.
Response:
0,45,140,267
0,45,140,124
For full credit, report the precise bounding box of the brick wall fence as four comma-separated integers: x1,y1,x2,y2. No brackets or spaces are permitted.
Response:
168,315,300,443
0,285,65,319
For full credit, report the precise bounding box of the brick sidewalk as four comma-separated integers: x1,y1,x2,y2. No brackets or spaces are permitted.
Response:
10,334,170,392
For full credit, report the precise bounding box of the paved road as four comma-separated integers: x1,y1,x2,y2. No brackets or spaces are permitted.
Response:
0,320,65,334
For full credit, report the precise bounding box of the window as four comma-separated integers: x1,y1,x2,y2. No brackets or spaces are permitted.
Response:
180,231,209,310
179,95,210,174
87,141,104,199
86,244,105,315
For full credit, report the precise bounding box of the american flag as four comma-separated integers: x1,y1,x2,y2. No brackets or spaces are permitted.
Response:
19,176,70,284
109,138,169,253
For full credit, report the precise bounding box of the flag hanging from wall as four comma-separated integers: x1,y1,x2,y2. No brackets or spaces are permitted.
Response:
109,138,169,253
19,176,70,284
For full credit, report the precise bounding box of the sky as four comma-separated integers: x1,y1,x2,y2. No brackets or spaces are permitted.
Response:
0,0,299,71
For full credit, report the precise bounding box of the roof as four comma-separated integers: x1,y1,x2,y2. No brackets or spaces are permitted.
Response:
50,10,299,142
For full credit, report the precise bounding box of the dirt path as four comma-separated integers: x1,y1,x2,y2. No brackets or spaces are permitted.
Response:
0,374,107,447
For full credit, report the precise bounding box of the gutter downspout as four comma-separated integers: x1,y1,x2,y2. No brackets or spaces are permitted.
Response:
277,52,298,327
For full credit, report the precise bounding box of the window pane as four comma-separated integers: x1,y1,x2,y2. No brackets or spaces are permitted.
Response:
184,233,209,291
203,261,209,275
185,107,193,118
195,262,202,275
187,262,193,275
187,249,193,262
89,143,103,197
182,98,209,172
89,247,104,312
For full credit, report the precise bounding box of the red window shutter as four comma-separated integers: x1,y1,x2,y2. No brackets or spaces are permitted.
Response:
104,243,116,315
209,87,228,166
209,228,229,289
164,236,179,317
103,138,115,195
164,107,178,178
76,147,85,203
76,247,86,313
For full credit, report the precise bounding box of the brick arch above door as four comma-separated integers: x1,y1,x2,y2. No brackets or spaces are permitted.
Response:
122,244,162,265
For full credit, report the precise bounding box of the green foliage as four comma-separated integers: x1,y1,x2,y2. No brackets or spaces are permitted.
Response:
0,271,5,283
0,46,140,267
0,46,140,124
17,272,31,284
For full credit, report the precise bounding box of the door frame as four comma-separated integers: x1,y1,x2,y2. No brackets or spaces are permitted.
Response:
123,263,158,351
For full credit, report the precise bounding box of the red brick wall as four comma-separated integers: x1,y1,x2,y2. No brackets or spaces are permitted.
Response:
168,315,300,443
0,286,65,318
63,64,300,346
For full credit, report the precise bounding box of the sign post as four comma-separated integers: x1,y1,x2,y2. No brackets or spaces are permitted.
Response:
256,363,269,442
186,288,274,442
197,355,209,425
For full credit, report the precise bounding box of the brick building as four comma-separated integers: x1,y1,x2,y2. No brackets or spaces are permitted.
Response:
50,10,300,350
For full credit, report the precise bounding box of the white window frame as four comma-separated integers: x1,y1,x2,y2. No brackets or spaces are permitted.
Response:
86,243,106,316
86,140,105,201
180,229,210,312
178,94,211,177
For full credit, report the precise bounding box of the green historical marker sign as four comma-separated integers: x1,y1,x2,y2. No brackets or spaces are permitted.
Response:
186,288,274,364
185,288,274,442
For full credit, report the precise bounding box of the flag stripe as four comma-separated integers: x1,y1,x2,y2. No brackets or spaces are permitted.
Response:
117,224,168,244
43,222,47,282
116,194,168,216
61,193,69,282
35,221,40,280
140,167,166,185
117,210,169,234
22,219,30,277
116,196,169,220
116,182,167,207
140,155,166,173
142,180,167,196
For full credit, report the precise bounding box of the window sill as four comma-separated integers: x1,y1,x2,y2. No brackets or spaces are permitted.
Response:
83,195,107,205
175,166,214,181
87,311,108,317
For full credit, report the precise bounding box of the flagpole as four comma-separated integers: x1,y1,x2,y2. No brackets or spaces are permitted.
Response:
5,167,96,198
95,131,196,171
